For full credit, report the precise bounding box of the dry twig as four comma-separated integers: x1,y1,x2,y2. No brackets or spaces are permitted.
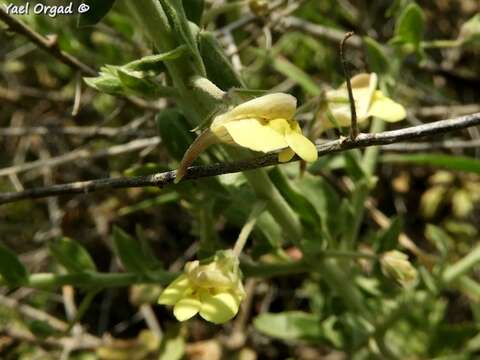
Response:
0,112,479,205
0,7,96,75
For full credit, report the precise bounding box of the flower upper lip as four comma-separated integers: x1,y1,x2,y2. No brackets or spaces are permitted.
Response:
211,93,297,127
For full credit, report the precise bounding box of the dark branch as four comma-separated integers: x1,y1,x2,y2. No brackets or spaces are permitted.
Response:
0,7,96,76
0,8,163,111
1,113,479,205
340,31,358,139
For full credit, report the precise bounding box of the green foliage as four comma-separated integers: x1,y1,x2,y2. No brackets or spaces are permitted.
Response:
0,244,28,286
160,0,205,75
156,110,195,161
383,153,480,174
49,237,97,273
459,14,480,46
77,0,117,27
199,31,244,90
391,2,425,52
254,311,342,346
158,326,185,360
183,0,204,25
84,46,186,97
111,226,159,275
373,217,403,253
2,1,480,358
363,37,390,75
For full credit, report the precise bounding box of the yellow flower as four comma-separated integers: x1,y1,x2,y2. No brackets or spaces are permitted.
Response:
211,93,318,163
158,250,245,324
316,73,406,133
175,93,317,182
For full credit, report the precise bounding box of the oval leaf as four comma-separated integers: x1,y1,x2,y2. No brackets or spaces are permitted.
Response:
254,311,323,342
112,226,153,274
0,243,29,286
49,237,97,273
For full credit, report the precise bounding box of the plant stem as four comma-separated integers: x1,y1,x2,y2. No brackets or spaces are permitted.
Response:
363,118,385,177
241,260,309,278
126,0,209,124
3,271,175,289
65,289,100,333
0,261,313,290
324,250,378,260
421,39,463,49
442,245,480,284
243,169,303,243
315,258,369,315
233,201,266,256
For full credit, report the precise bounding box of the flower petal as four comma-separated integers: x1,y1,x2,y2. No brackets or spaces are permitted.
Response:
350,73,376,89
367,91,406,122
285,123,317,162
278,148,295,162
326,73,378,126
199,292,240,324
173,296,201,321
158,274,191,305
223,118,288,153
214,93,297,125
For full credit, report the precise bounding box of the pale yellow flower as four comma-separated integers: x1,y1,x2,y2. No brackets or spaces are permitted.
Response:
316,73,406,133
175,93,317,182
158,250,245,324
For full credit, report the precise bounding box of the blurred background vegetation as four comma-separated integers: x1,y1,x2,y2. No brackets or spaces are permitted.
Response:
1,0,480,359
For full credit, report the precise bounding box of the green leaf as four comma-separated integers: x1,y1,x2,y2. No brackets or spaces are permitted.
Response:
294,174,340,241
221,182,284,250
124,46,188,72
383,153,480,175
390,2,425,58
183,0,204,25
254,311,325,342
344,150,368,181
158,326,185,360
84,73,123,95
272,56,321,96
118,193,180,216
459,14,480,46
392,2,425,47
116,68,158,97
363,36,390,75
269,167,321,230
135,224,163,269
425,224,453,257
27,320,61,339
156,109,195,161
0,243,29,286
112,227,156,274
160,0,205,75
77,0,116,27
49,237,97,273
373,217,403,252
199,31,244,90
85,65,175,98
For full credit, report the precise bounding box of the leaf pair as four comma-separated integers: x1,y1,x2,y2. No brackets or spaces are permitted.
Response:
84,46,186,98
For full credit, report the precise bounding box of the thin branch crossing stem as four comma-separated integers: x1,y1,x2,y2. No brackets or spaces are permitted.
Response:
1,112,479,205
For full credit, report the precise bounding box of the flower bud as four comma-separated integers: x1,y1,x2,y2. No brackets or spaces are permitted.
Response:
380,250,418,288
